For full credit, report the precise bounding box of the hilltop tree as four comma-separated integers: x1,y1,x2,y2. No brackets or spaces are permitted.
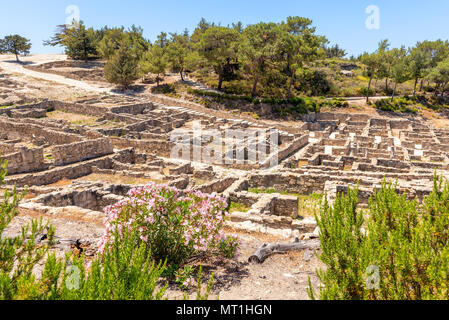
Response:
127,25,150,56
231,21,244,33
360,52,380,102
360,40,392,102
426,57,449,97
390,59,410,100
166,33,192,81
324,43,346,59
408,48,428,96
97,25,149,60
415,40,449,90
44,21,98,61
97,27,126,59
376,39,393,92
278,17,326,99
239,22,280,97
0,35,31,62
191,18,215,43
104,40,140,90
140,45,167,86
382,46,408,95
197,26,240,91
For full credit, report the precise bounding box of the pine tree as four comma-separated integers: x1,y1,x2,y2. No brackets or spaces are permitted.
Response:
197,26,240,91
140,45,167,87
44,21,98,61
104,42,139,90
0,35,31,62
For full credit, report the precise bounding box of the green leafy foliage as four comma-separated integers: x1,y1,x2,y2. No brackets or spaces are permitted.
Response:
310,176,449,300
44,21,98,61
140,44,168,86
59,230,167,300
0,160,56,300
0,34,31,62
104,40,140,89
374,96,418,114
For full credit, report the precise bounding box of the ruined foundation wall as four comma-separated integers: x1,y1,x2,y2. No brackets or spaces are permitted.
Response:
0,118,84,145
110,137,174,157
52,138,114,166
1,147,46,174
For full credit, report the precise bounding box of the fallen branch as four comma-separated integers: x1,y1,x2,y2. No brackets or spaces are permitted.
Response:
248,238,320,264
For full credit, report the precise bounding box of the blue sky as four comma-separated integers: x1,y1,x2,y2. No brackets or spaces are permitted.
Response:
1,0,448,56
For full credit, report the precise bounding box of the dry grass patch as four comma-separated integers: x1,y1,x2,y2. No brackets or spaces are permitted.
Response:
78,173,165,185
298,160,308,168
47,110,98,126
46,179,74,188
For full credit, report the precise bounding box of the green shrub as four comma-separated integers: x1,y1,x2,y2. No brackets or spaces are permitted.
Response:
310,176,449,300
151,83,177,95
328,98,349,109
374,97,418,114
296,68,332,96
359,87,374,97
98,183,240,271
58,229,167,300
0,160,57,300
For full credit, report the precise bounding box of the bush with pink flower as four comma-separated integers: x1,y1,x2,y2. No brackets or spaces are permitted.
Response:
98,182,240,271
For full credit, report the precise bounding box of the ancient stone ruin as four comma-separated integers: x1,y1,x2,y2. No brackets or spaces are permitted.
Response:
2,97,448,248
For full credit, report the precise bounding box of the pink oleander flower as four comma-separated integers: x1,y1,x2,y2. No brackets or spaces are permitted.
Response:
97,182,238,262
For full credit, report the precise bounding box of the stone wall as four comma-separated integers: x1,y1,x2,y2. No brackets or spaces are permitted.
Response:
248,172,328,195
0,118,84,145
1,147,46,174
0,143,18,155
109,103,153,115
11,108,47,119
260,135,309,168
110,137,174,156
52,138,114,166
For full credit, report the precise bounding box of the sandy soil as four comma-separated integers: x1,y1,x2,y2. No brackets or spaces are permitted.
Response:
3,207,322,300
0,54,115,95
164,228,323,300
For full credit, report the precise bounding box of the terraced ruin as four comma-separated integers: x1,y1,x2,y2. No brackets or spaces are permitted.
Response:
2,95,449,255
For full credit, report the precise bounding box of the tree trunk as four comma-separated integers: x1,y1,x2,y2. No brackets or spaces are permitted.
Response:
413,78,418,96
385,78,389,93
249,239,320,264
251,77,259,98
287,71,295,100
434,83,440,97
217,73,223,91
366,76,373,103
15,53,19,62
419,79,424,91
180,68,184,81
391,83,397,101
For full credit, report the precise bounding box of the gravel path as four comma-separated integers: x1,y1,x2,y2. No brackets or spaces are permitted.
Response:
0,54,115,95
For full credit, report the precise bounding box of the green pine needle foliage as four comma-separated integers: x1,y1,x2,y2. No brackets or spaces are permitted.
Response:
310,176,449,300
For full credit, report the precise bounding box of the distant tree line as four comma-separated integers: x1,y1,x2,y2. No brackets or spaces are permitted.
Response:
44,18,329,94
359,39,449,101
39,19,449,99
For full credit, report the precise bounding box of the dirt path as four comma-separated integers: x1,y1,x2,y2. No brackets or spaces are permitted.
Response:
0,54,115,95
